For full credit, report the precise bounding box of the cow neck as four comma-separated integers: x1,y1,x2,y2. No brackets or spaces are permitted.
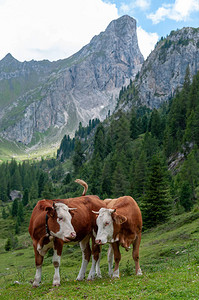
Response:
45,214,50,237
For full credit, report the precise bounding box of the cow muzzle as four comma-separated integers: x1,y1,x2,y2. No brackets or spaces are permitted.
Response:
95,239,103,245
64,231,76,242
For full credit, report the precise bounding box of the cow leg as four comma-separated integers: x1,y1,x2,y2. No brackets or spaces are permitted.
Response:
107,244,114,277
33,244,44,287
76,235,91,281
133,233,142,275
95,250,102,278
52,238,63,286
87,237,102,280
112,241,121,278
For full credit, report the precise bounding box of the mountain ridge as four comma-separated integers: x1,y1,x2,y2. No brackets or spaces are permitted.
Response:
0,15,143,147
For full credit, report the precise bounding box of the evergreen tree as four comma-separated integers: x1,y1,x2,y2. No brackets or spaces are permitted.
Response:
2,207,8,219
130,108,139,140
11,168,22,191
63,173,72,185
112,159,129,198
101,157,113,198
141,155,171,229
179,181,193,212
149,109,163,142
72,139,84,174
22,188,29,206
130,151,147,201
93,124,105,159
90,154,102,195
38,173,45,197
17,202,24,222
42,182,53,199
5,238,11,251
12,199,18,217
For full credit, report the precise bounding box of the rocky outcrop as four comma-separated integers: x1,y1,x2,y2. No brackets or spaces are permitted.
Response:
134,27,199,108
0,15,143,145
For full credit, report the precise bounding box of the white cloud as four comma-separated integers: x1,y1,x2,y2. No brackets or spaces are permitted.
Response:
137,26,159,59
0,0,118,61
148,0,199,24
135,0,150,10
120,0,150,14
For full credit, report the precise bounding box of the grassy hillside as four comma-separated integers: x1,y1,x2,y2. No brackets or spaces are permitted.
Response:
0,207,199,299
0,137,58,162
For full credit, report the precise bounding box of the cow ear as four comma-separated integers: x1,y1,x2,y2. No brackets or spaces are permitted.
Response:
112,213,127,225
45,206,55,217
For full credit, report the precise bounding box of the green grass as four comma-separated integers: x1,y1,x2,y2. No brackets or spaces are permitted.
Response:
0,209,199,299
0,137,58,162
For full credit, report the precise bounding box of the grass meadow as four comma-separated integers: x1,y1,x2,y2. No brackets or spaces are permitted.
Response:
0,210,199,299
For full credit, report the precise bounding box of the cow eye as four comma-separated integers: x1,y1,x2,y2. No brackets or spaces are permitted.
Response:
58,217,63,221
105,222,109,226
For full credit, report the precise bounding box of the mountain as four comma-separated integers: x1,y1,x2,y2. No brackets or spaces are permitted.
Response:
118,27,199,110
0,15,143,147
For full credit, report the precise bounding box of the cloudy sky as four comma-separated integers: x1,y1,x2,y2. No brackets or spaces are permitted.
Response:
0,0,198,62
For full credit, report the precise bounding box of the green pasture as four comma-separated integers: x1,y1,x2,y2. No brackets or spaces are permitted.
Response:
0,210,199,299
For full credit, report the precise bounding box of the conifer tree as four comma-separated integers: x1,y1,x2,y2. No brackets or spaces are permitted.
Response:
22,188,29,206
141,154,171,229
90,153,102,195
12,199,18,217
72,139,84,174
5,238,11,251
179,181,193,212
130,108,139,140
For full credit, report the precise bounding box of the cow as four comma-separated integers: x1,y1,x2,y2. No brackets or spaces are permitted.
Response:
29,200,76,287
93,196,142,278
29,180,106,287
54,179,107,281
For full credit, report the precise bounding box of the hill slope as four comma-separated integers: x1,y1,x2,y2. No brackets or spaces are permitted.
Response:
0,208,199,299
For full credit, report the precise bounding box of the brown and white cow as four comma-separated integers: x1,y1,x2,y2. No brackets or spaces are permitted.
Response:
54,184,106,281
29,200,76,287
93,196,142,278
29,180,106,286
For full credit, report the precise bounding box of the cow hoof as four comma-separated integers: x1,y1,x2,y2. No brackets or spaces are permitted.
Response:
76,277,84,281
32,282,40,288
112,275,120,279
136,268,143,276
53,283,60,287
87,277,94,281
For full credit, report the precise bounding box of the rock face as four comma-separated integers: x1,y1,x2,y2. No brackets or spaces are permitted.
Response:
0,15,143,145
134,27,199,108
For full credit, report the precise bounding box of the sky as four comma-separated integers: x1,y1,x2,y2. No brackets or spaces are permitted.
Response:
0,0,198,62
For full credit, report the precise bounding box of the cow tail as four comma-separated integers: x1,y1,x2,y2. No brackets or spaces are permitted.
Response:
75,179,88,196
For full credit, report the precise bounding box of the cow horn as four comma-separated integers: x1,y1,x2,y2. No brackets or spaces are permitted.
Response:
68,208,77,211
92,210,99,215
109,208,116,213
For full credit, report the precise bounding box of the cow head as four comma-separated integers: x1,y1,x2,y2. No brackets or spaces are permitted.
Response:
46,202,76,242
93,208,127,245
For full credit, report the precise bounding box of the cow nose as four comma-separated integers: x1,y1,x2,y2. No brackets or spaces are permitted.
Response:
95,239,102,245
70,232,76,239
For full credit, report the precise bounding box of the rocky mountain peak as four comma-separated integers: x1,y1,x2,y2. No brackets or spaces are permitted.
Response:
0,15,144,147
106,15,136,35
121,26,199,109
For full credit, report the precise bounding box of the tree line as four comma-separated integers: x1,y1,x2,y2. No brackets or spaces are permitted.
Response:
1,68,199,236
67,68,199,229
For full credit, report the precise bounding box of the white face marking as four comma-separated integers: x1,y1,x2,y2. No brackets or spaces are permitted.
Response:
50,203,76,241
95,208,114,244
